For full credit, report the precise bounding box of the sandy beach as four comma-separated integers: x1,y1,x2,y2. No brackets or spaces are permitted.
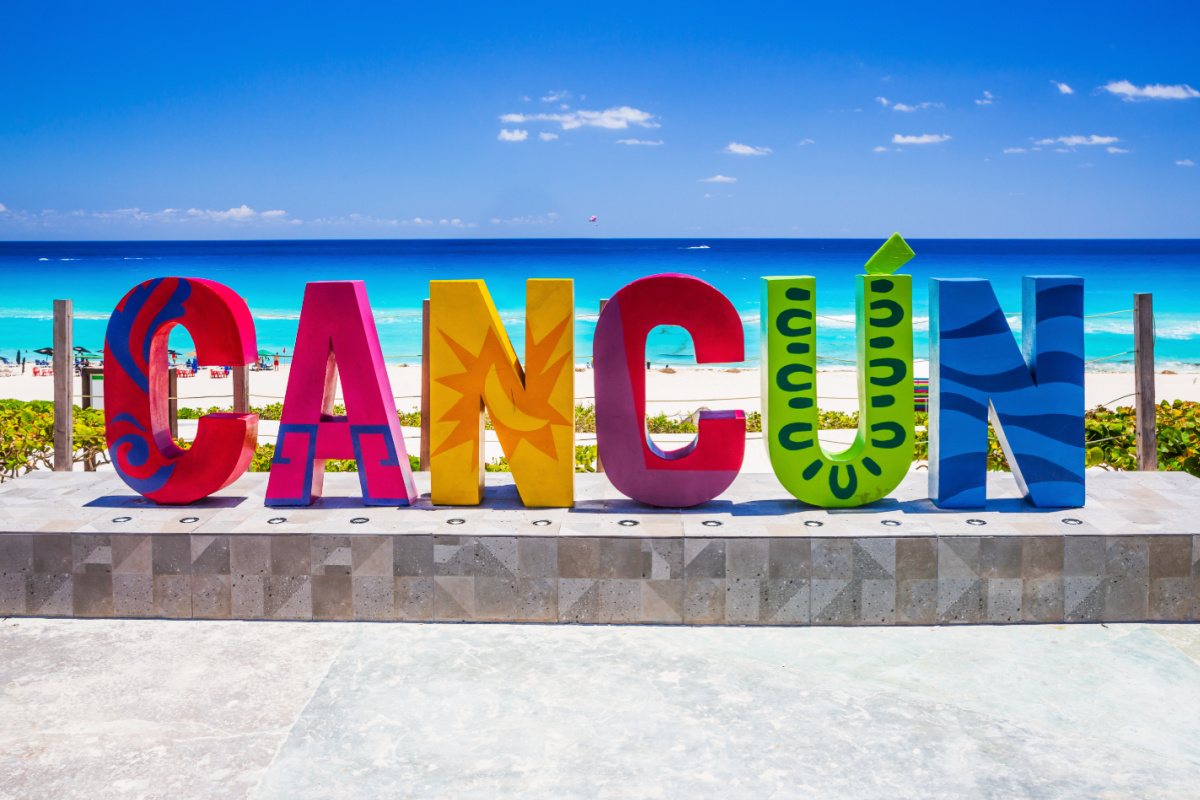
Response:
1,363,1196,414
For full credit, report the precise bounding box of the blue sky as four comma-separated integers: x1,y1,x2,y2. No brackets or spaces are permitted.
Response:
1,1,1198,239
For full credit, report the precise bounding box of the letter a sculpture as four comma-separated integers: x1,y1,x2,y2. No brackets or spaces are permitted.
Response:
266,281,417,507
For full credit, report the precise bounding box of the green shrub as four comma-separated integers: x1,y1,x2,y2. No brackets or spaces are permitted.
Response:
6,398,1197,483
0,400,109,480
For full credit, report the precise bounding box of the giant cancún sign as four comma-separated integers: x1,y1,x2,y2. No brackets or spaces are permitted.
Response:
102,234,1085,510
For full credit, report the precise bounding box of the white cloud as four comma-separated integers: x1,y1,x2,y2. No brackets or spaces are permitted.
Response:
893,101,943,112
616,138,664,145
1035,135,1119,147
1052,81,1074,94
892,133,951,144
1177,159,1195,166
489,213,561,225
872,146,892,152
539,132,558,141
875,97,890,107
498,129,528,142
541,90,571,103
0,203,6,212
975,91,994,105
699,175,737,183
723,142,772,155
179,205,292,223
1102,80,1200,100
797,138,815,146
500,106,658,130
1003,147,1027,153
1107,146,1129,154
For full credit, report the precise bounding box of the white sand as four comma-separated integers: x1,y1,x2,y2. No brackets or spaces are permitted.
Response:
2,364,1197,414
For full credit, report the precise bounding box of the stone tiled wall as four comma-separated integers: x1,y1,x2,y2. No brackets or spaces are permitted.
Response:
1,533,1197,625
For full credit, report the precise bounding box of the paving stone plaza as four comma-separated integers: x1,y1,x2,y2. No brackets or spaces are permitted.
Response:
3,618,1200,798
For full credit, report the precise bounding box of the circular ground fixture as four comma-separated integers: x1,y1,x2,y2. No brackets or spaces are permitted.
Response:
111,516,131,524
268,517,287,525
1062,518,1083,526
881,519,901,527
804,520,824,528
617,519,639,527
350,517,369,525
701,520,723,527
966,519,986,526
447,518,466,525
531,519,552,526
180,517,200,524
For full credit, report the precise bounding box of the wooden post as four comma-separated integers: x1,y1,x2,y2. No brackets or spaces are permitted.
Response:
420,298,431,471
53,299,73,471
168,367,179,441
81,367,102,471
233,364,250,414
1134,293,1156,471
595,298,608,474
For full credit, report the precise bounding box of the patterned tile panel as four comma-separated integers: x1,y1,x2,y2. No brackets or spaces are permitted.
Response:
0,469,1196,625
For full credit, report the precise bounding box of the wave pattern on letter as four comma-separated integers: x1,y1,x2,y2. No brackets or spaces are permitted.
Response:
929,276,1084,508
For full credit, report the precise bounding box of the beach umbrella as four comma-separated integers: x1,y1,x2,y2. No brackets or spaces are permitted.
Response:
34,347,54,356
257,349,276,357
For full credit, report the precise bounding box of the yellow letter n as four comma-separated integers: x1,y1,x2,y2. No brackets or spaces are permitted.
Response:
429,279,574,507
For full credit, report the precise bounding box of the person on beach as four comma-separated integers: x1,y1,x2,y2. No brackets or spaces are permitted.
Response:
274,356,279,371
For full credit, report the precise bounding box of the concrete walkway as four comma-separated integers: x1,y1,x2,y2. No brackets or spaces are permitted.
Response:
2,619,1199,798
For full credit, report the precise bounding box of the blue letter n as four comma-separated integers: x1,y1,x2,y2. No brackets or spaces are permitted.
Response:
929,276,1084,508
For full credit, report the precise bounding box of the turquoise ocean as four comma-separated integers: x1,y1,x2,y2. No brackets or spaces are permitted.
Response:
0,239,1197,371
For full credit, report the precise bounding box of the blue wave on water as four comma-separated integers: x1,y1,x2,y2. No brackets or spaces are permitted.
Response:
1,238,1197,371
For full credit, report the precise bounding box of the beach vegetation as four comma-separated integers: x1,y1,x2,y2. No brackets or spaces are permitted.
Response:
0,400,109,481
6,399,1198,482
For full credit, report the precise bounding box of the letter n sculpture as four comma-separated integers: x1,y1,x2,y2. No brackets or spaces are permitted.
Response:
104,277,259,504
929,276,1085,508
266,281,417,506
429,279,575,507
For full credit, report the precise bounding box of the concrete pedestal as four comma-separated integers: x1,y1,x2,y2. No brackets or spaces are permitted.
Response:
1,470,1197,625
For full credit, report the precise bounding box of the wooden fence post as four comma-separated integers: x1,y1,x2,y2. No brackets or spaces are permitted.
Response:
233,364,250,414
420,299,431,471
595,298,607,474
168,367,179,441
81,366,103,471
53,299,73,471
1134,293,1156,471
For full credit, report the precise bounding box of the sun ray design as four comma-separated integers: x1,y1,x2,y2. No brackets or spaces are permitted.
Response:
433,314,572,463
430,278,575,507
